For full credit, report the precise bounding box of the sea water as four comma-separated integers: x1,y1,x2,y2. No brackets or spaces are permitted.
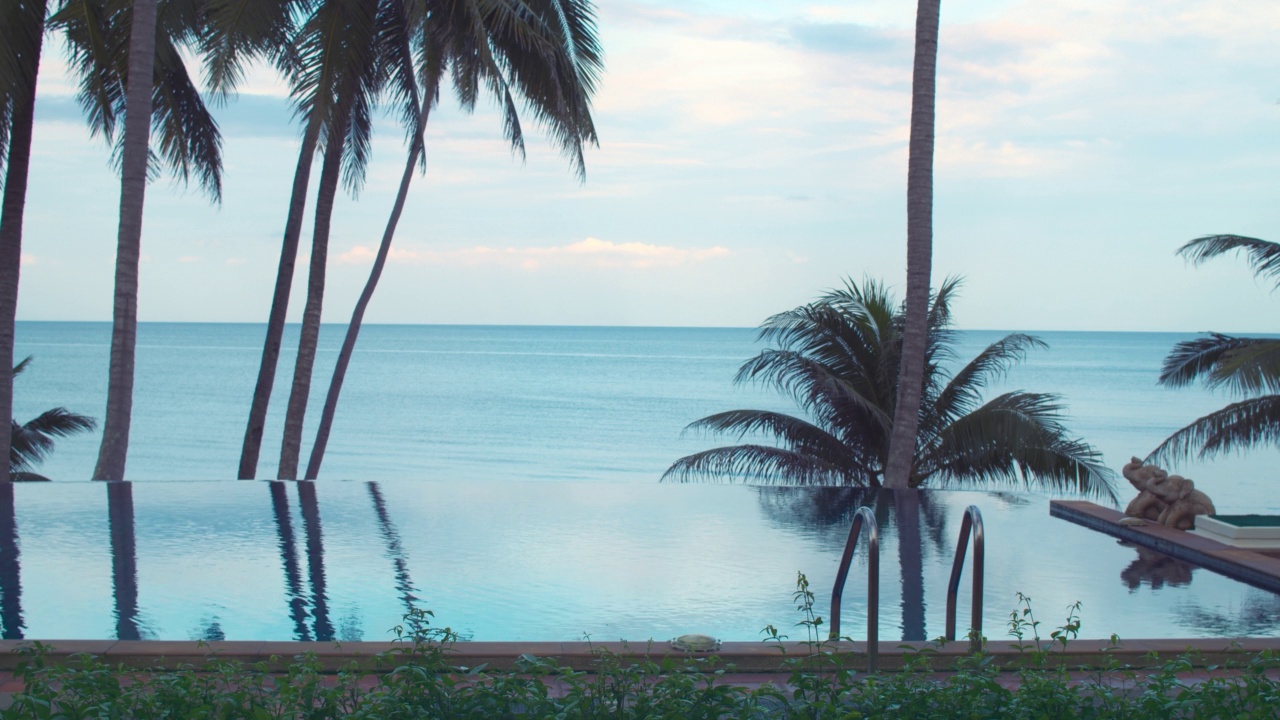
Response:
11,322,1279,511
7,322,1280,641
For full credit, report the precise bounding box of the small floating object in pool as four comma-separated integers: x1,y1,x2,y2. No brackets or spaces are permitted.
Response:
671,634,720,652
1118,516,1147,526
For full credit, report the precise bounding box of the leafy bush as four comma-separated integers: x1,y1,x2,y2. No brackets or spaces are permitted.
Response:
4,597,1279,719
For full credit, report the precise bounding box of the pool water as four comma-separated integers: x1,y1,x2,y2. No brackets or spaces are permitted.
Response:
2,481,1277,642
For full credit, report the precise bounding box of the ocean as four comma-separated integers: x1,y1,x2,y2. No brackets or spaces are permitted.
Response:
11,322,1280,512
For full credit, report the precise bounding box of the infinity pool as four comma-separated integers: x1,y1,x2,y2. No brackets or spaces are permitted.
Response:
1,481,1276,642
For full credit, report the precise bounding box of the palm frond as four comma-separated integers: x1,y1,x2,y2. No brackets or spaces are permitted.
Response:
1178,234,1280,287
1159,334,1280,396
932,333,1046,423
0,0,50,166
12,356,32,377
1159,333,1258,388
149,28,224,200
662,445,866,486
11,408,96,473
684,409,875,478
1207,339,1280,396
733,348,893,437
198,0,304,102
921,391,1117,501
1147,394,1280,464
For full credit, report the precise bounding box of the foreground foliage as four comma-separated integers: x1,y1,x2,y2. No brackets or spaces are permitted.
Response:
5,610,1279,719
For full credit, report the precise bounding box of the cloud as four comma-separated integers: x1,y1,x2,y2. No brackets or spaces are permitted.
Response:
19,254,38,266
226,257,247,266
177,256,203,263
334,245,424,265
336,237,732,271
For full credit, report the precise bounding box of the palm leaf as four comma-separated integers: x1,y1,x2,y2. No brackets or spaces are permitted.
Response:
11,408,96,473
662,445,865,486
1178,234,1280,287
932,333,1046,424
1147,394,1280,464
684,409,875,478
921,392,1117,501
1159,333,1257,388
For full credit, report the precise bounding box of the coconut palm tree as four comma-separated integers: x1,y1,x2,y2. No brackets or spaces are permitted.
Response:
303,0,601,478
274,0,408,480
885,0,943,489
0,0,51,485
3,0,258,481
41,0,225,479
10,358,96,482
665,278,1117,500
1149,235,1280,463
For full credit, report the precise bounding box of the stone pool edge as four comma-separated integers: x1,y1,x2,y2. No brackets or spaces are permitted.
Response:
3,637,1279,673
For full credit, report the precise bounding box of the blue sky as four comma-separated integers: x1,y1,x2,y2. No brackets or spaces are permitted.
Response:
13,0,1280,330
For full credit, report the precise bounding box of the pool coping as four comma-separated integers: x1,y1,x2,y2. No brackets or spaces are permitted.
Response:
1049,500,1280,594
4,636,1280,673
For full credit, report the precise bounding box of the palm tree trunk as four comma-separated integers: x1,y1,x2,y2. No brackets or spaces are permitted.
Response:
92,0,159,481
0,1,47,485
304,93,432,480
884,0,941,489
278,125,345,480
238,119,322,479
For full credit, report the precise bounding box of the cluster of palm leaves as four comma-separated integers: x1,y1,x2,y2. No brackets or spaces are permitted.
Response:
0,0,601,481
1149,235,1280,463
664,278,1117,500
9,358,94,482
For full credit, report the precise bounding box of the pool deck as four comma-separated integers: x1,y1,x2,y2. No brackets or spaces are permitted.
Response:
3,635,1280,675
1050,500,1280,594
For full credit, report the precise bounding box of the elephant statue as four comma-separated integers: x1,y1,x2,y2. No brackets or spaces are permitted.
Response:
1147,472,1216,530
1122,457,1169,521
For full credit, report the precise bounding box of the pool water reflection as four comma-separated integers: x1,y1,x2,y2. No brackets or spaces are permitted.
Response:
1,481,1277,642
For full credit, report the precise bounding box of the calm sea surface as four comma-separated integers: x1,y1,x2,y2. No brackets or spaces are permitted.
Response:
7,322,1280,641
11,322,1279,510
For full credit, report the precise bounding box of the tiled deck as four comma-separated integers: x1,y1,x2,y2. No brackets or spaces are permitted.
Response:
1050,500,1280,594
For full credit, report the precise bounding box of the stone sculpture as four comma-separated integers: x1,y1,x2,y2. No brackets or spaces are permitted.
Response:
1121,457,1168,521
1147,472,1216,530
1121,457,1215,530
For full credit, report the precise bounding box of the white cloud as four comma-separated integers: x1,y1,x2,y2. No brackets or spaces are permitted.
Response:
177,256,203,263
19,253,38,266
336,237,732,271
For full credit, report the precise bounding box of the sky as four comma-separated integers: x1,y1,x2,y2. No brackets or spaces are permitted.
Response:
12,0,1280,331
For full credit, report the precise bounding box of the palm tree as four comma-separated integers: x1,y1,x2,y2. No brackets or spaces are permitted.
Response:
885,0,943,489
1149,235,1280,463
10,358,96,482
275,0,401,480
303,0,602,478
664,278,1117,500
0,0,52,485
42,0,225,479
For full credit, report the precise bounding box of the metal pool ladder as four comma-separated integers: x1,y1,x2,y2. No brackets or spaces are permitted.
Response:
945,505,984,652
828,506,879,672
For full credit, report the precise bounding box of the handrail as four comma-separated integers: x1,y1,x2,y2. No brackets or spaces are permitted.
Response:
829,506,879,672
945,505,984,652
